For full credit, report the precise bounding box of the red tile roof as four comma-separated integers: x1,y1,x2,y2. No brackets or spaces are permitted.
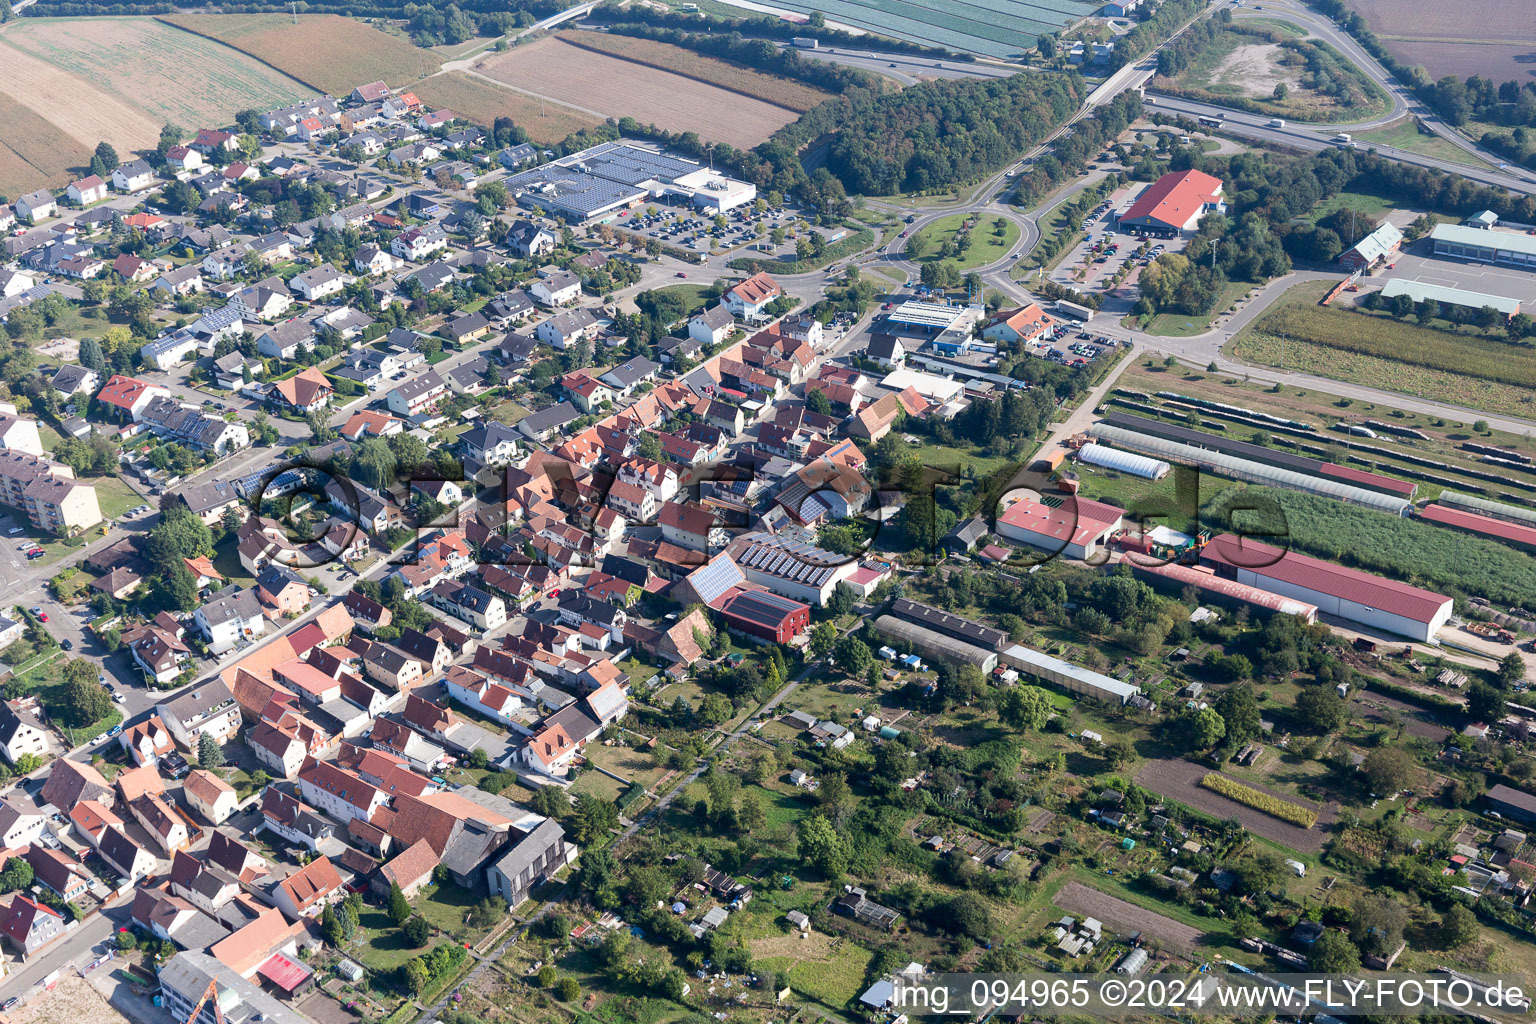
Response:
1121,169,1223,230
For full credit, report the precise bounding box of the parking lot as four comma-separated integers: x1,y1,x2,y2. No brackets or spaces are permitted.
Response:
1047,183,1189,304
618,198,805,256
1370,235,1536,306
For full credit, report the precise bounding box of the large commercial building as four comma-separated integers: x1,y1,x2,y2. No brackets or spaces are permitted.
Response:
1430,223,1536,270
1117,169,1225,236
504,141,755,223
1199,533,1454,642
1379,278,1520,319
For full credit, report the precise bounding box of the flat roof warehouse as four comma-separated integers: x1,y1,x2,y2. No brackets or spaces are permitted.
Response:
504,141,756,222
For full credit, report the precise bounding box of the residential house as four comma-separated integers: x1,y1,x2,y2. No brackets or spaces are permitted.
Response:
0,704,51,766
184,769,238,825
534,307,598,349
689,305,734,346
273,366,334,413
156,681,242,751
0,896,65,958
65,176,108,206
723,272,781,318
530,270,580,307
195,587,267,655
506,220,556,259
14,190,57,225
272,855,345,920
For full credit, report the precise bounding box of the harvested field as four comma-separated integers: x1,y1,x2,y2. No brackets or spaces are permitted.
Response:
158,13,434,96
409,73,601,145
1055,881,1206,951
1345,0,1536,81
13,973,132,1024
474,35,802,148
1135,758,1335,852
558,32,832,112
0,98,93,200
0,17,312,137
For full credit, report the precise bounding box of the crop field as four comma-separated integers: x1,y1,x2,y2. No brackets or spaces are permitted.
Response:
474,36,801,148
409,73,601,145
1230,281,1536,416
1136,758,1332,852
1201,772,1319,827
1345,0,1536,81
558,33,832,112
158,13,434,97
0,18,312,143
759,0,1099,59
0,100,94,202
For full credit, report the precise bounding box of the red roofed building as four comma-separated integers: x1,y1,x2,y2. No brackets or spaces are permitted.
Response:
272,855,344,919
274,367,334,413
1420,502,1536,551
1199,533,1454,642
724,272,783,318
981,303,1061,346
1118,169,1226,236
997,494,1124,561
96,374,172,421
1,894,65,957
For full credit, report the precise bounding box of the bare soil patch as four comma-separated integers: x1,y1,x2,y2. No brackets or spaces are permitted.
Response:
1208,42,1301,98
1135,757,1334,853
1055,881,1206,951
474,35,801,148
10,974,132,1024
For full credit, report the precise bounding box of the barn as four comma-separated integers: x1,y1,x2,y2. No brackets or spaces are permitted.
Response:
1199,533,1454,642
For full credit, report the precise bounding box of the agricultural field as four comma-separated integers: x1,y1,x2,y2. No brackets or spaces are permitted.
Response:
1135,759,1333,852
473,36,803,148
1054,881,1206,951
754,0,1100,59
158,13,434,96
557,32,832,112
1345,0,1536,81
0,100,93,203
0,18,312,145
1229,280,1536,417
408,72,601,145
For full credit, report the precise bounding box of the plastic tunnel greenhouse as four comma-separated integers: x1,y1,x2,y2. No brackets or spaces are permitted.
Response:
1076,442,1170,480
1086,423,1413,515
1438,490,1536,529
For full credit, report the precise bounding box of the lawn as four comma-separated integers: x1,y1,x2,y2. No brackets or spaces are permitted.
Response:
11,652,121,746
1308,189,1394,225
211,533,256,589
354,909,431,974
94,475,147,519
754,935,873,1011
908,213,1020,275
1131,279,1251,337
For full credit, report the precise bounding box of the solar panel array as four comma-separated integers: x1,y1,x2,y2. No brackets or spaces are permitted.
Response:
721,590,805,629
688,554,745,606
735,533,840,586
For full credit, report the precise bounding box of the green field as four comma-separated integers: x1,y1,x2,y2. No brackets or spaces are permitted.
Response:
909,213,1021,275
1355,118,1497,170
1229,281,1536,415
1133,279,1252,337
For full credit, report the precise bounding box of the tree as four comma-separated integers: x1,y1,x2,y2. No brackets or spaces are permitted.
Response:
996,685,1052,730
556,977,580,1001
78,337,107,375
1351,894,1408,958
537,964,558,988
925,892,994,941
321,904,344,946
1273,82,1289,100
1498,651,1526,688
198,733,224,768
1440,903,1479,949
93,141,120,173
0,857,33,891
402,958,429,994
144,508,214,577
1309,930,1360,973
388,882,411,925
1361,746,1415,795
1235,851,1286,895
60,676,111,728
1294,686,1348,733
1216,684,1261,745
808,622,837,658
1467,681,1504,723
805,387,832,415
403,915,431,946
834,636,873,676
796,814,846,878
1184,706,1226,751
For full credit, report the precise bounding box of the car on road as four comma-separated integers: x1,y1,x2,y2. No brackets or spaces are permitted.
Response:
36,612,47,622
60,639,72,650
28,606,39,615
675,272,687,278
3,998,18,1012
6,527,21,536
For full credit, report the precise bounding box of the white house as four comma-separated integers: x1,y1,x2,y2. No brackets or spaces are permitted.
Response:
391,225,448,262
290,263,350,303
689,305,734,347
112,160,156,193
724,272,782,319
65,176,108,206
14,190,57,225
194,587,267,655
385,371,448,418
530,270,581,307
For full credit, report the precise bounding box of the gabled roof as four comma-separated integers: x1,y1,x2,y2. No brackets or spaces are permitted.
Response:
277,855,343,911
1121,168,1223,228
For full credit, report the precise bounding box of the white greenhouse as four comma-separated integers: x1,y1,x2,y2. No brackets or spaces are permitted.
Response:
1076,442,1170,480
